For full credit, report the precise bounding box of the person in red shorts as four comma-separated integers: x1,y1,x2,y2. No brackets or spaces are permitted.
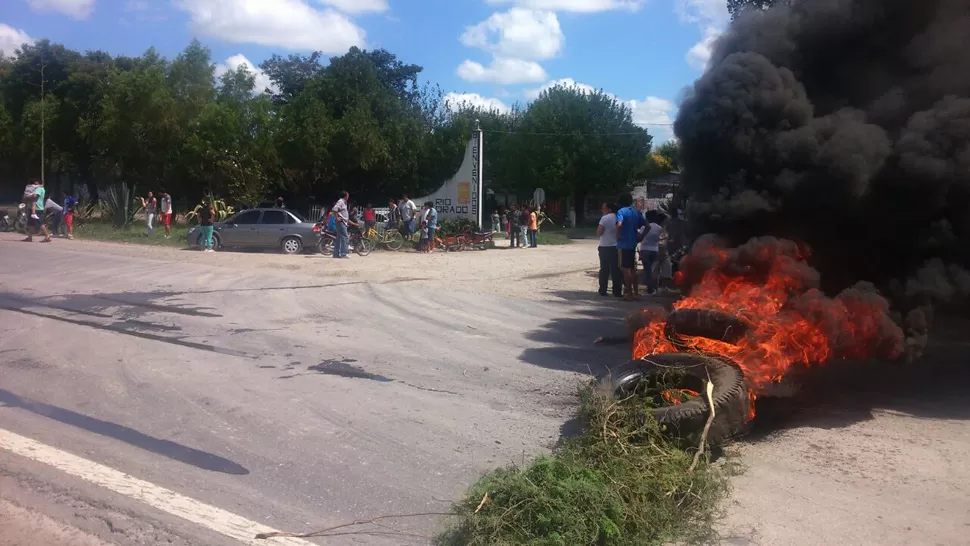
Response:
62,190,77,239
159,190,173,238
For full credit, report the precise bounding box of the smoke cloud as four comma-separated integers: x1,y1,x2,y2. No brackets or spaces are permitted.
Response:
674,0,970,308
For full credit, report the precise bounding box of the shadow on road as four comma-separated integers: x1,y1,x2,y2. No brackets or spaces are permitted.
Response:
0,389,250,475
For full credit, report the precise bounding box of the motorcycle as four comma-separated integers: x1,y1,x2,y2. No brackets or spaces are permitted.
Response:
463,229,494,250
312,223,373,256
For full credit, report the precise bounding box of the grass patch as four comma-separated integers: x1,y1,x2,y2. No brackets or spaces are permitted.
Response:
536,231,572,245
437,385,731,546
74,221,190,248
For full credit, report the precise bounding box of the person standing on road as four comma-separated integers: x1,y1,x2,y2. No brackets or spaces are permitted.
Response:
44,197,64,237
23,180,51,243
199,200,216,252
518,206,529,246
159,190,173,239
62,190,77,240
363,203,377,235
640,211,665,295
501,208,509,238
387,199,400,230
426,202,439,253
491,209,500,233
332,191,351,259
527,206,538,248
597,202,622,298
616,194,645,301
508,204,521,248
399,194,417,239
141,191,157,236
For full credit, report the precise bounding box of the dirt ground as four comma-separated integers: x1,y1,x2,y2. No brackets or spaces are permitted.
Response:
2,233,968,545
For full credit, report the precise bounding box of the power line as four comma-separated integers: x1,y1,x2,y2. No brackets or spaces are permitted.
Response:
481,125,672,137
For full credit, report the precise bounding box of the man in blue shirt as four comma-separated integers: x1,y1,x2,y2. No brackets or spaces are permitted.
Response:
615,194,645,300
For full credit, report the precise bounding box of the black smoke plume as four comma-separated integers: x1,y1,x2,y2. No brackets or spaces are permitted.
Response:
674,0,970,317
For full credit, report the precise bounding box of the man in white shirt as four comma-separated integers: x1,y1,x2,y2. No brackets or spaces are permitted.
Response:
596,202,622,297
640,211,665,295
332,191,351,258
399,194,417,237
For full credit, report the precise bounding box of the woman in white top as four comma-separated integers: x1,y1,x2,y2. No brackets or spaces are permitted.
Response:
640,210,665,295
596,202,623,297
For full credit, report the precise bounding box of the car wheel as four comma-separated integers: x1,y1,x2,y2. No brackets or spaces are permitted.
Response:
281,236,303,255
196,233,220,250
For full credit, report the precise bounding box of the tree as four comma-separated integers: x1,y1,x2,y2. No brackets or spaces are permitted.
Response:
512,84,652,222
655,140,680,171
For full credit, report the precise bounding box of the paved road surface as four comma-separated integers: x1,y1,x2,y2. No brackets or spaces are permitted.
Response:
3,235,968,546
0,239,626,545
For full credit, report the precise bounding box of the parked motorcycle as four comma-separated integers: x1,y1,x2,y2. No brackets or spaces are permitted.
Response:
312,223,373,256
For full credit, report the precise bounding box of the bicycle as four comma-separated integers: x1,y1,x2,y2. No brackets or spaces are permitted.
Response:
365,224,405,251
314,224,374,256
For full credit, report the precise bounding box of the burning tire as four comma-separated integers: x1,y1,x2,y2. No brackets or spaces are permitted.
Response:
663,308,749,351
596,353,749,446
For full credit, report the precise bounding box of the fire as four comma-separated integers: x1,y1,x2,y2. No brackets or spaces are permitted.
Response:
632,238,904,418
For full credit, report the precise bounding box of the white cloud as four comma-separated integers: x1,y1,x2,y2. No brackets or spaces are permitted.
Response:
525,77,596,100
461,9,564,60
444,92,511,113
176,0,365,52
0,24,33,57
686,26,720,71
675,0,729,72
485,0,642,13
316,0,388,14
26,0,95,19
627,96,675,142
215,54,279,95
457,58,547,85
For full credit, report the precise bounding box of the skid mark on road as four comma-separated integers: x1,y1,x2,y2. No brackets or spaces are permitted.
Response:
0,304,258,359
0,429,317,546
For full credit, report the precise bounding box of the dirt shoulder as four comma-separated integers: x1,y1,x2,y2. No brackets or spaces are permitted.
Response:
0,232,603,301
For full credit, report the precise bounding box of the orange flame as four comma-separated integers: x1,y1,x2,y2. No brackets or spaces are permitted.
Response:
632,240,904,419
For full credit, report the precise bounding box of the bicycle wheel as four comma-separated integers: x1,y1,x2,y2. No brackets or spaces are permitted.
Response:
354,236,373,256
384,230,404,251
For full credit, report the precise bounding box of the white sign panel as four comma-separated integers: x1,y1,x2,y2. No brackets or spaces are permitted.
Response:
415,135,480,224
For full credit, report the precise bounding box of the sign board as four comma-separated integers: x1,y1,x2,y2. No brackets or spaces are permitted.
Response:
415,135,480,223
533,188,546,205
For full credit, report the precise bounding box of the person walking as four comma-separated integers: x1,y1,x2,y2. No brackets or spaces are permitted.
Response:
199,199,216,252
141,191,157,236
508,204,521,248
62,190,77,240
44,197,63,236
616,194,645,301
332,191,351,258
159,190,173,238
597,202,622,297
23,180,51,243
640,211,665,295
527,206,538,248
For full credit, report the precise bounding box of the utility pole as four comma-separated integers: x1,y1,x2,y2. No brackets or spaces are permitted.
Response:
40,49,46,184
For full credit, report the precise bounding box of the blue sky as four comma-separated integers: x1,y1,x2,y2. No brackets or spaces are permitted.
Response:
0,0,731,143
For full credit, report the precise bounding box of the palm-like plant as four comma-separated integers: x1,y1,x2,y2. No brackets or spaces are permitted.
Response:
185,193,235,224
100,184,143,227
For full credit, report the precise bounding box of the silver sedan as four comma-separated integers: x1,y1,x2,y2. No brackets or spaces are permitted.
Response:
186,208,318,254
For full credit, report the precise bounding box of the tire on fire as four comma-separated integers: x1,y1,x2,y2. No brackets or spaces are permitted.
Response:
663,308,749,351
596,353,749,447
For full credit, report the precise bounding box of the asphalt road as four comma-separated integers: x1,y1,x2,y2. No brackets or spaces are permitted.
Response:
0,239,627,545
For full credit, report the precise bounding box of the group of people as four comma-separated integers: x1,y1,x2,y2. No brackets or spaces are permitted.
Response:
20,179,78,243
323,192,441,257
384,195,439,252
492,204,539,248
596,194,672,301
139,190,175,238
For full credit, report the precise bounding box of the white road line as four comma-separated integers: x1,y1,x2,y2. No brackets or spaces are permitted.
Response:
0,428,317,546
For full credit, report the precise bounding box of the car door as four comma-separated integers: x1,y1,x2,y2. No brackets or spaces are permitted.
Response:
256,209,288,247
220,210,262,246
